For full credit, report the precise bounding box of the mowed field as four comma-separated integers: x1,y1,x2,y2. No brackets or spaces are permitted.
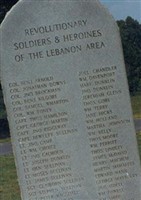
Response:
0,155,21,200
131,95,141,119
0,95,141,200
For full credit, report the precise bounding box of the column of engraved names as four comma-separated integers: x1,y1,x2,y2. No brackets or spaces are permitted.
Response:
78,66,136,200
8,77,84,200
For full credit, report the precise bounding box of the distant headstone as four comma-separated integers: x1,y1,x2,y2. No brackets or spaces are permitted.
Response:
1,0,141,200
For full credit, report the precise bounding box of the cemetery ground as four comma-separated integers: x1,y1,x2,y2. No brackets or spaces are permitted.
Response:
0,1,140,198
0,155,20,200
131,94,141,119
0,138,11,143
0,94,141,200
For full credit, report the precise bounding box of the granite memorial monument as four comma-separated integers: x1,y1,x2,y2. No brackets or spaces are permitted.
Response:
1,0,141,199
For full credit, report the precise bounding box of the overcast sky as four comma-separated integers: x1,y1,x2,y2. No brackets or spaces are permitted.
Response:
100,0,141,22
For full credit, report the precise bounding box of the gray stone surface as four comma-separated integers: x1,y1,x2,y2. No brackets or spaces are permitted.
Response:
1,0,141,200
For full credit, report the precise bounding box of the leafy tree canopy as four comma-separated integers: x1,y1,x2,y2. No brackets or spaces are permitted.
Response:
117,17,141,94
0,0,19,23
0,1,140,138
1,1,140,94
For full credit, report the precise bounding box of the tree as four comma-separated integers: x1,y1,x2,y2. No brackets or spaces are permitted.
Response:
0,0,19,23
0,1,19,138
117,17,141,94
0,2,141,138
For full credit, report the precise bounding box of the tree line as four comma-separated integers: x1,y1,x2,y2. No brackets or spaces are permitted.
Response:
0,1,140,94
0,1,141,138
117,17,141,94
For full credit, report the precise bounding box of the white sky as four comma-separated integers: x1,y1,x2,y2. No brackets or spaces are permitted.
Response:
100,0,141,22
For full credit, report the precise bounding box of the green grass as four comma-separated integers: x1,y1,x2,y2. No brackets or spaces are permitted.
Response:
131,94,141,119
0,133,141,200
0,94,140,199
137,131,141,160
0,155,21,200
0,138,11,143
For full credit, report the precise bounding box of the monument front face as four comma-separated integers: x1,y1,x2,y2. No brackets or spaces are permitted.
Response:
1,0,141,199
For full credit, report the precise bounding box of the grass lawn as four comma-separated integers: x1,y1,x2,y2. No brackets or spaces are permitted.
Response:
137,131,141,159
0,138,11,143
0,155,21,200
0,94,140,199
0,133,141,200
131,94,141,119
